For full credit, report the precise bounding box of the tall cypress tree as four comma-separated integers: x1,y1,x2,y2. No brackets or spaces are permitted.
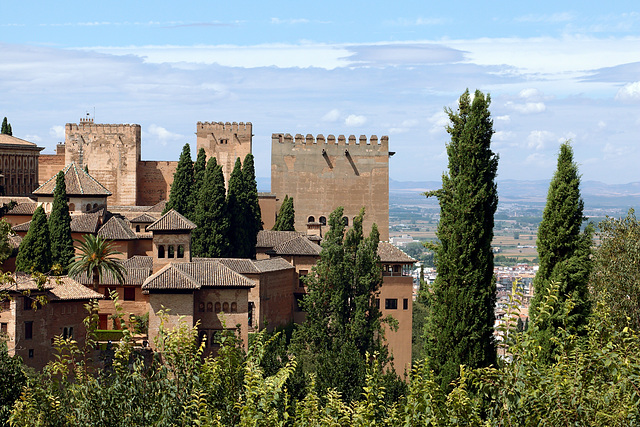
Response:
423,89,498,389
48,171,74,273
193,158,231,258
16,205,52,273
226,158,247,258
273,195,295,231
1,118,10,135
530,142,592,363
164,143,194,218
241,153,262,259
192,148,207,210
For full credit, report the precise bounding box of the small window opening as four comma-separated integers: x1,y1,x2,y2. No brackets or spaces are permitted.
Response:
177,245,185,258
207,302,213,313
231,302,237,313
222,302,229,312
319,216,327,226
168,245,175,258
158,245,165,258
215,302,221,313
342,216,349,226
307,216,315,223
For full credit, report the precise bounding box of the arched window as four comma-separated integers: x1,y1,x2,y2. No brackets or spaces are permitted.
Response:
177,245,184,258
199,302,205,312
215,302,221,313
307,216,315,223
68,203,75,212
68,327,73,339
342,216,349,226
222,302,229,312
230,302,237,313
85,204,91,212
319,216,327,226
207,302,213,312
63,327,68,339
93,203,98,210
158,245,165,258
168,245,175,258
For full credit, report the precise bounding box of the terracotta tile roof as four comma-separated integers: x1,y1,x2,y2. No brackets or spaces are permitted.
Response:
8,234,22,249
0,134,43,149
70,211,103,233
11,221,30,232
0,197,35,206
213,258,261,274
72,257,153,286
377,242,416,264
270,235,322,256
11,274,103,300
130,213,157,223
122,256,153,270
142,261,255,292
147,209,196,232
256,230,304,248
147,200,167,212
6,202,37,215
33,163,111,197
97,217,138,240
252,257,295,273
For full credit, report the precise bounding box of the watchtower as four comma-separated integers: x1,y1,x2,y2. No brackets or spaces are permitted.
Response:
64,119,141,206
196,122,252,188
271,133,390,241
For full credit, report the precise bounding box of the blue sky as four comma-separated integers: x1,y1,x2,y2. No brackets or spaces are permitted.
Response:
1,1,639,184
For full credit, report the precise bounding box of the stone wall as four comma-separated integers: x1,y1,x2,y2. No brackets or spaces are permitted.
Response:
271,133,390,240
196,122,252,188
38,144,65,186
378,275,413,378
137,161,178,206
148,292,194,349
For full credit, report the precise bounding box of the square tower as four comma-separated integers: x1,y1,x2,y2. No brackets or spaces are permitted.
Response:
196,122,252,188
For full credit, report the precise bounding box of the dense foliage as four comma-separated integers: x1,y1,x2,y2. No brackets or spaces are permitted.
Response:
48,171,74,273
530,141,593,363
0,118,11,136
164,143,195,218
68,234,125,291
273,195,295,231
423,89,498,389
241,153,263,258
15,205,51,274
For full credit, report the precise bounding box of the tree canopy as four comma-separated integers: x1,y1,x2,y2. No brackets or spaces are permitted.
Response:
1,117,12,136
16,205,51,274
48,171,74,273
272,195,295,231
69,234,125,291
164,143,194,219
241,153,262,258
423,89,498,389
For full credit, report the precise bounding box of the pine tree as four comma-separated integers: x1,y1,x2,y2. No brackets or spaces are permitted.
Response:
292,207,387,402
192,148,207,210
272,195,295,231
530,141,592,363
193,158,231,258
241,153,262,258
423,89,498,389
16,205,52,273
226,158,247,258
164,143,194,219
48,171,74,273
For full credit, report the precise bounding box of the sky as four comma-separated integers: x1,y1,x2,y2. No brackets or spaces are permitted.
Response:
1,1,639,185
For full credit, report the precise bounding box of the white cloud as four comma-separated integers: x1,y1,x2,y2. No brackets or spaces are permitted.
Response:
602,142,632,159
427,111,449,134
25,134,42,142
49,125,65,139
615,81,640,102
515,12,574,23
322,109,341,122
597,121,606,129
495,115,510,122
144,125,184,147
506,101,546,114
518,88,541,99
344,114,367,126
493,131,514,141
527,130,555,150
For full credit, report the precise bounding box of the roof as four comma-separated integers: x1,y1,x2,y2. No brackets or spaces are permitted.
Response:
8,234,22,249
147,209,196,232
377,242,416,264
33,163,112,197
142,260,255,292
70,211,103,233
97,216,138,240
11,274,103,300
147,200,167,213
130,213,157,223
72,256,153,286
5,202,37,215
256,230,304,248
0,134,43,150
270,235,322,256
252,257,296,273
205,258,260,274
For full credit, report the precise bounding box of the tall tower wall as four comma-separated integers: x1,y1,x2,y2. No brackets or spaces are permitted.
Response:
271,133,390,241
64,119,141,206
196,121,252,188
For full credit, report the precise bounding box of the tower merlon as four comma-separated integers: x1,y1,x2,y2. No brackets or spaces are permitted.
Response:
271,133,388,148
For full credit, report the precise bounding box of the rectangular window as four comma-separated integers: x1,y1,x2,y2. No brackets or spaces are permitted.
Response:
24,297,32,311
298,270,308,288
1,322,7,335
385,298,398,310
25,321,33,340
403,298,409,310
124,287,135,301
28,349,34,358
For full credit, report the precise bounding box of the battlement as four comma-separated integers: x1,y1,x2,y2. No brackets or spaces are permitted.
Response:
66,122,142,138
197,121,252,133
272,133,388,149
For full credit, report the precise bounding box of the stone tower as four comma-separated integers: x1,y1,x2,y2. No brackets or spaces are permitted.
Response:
196,122,252,188
271,133,390,241
64,118,141,206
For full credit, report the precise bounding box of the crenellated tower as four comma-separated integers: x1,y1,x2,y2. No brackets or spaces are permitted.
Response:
65,118,141,206
271,133,390,240
196,121,252,188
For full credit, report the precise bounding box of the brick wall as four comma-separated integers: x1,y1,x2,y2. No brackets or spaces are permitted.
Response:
136,161,177,206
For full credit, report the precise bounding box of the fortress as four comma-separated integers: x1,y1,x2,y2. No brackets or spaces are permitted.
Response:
38,119,390,239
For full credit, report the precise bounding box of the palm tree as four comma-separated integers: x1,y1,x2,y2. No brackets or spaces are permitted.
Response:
69,234,126,291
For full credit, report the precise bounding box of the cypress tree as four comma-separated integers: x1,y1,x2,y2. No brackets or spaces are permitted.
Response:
423,89,498,389
48,171,74,273
16,205,52,273
164,143,194,218
226,158,247,258
241,153,262,258
192,148,207,209
1,118,8,135
273,195,295,231
530,141,592,363
193,158,231,258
